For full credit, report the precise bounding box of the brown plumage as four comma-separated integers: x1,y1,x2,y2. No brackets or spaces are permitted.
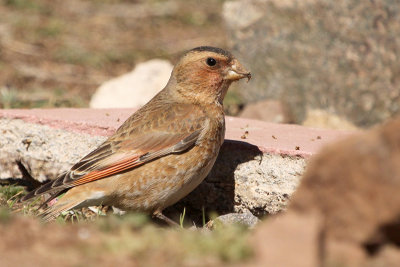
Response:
21,46,251,223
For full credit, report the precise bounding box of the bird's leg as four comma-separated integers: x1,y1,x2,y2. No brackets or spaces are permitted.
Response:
152,210,179,227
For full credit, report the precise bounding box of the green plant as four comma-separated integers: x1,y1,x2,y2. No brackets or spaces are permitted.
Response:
179,207,186,228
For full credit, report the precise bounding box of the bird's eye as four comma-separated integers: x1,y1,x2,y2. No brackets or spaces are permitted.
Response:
206,57,217,66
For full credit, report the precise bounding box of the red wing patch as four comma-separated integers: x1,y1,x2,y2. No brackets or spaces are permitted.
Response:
71,155,143,187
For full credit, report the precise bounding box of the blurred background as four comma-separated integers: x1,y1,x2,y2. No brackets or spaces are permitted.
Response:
1,0,399,129
0,0,226,106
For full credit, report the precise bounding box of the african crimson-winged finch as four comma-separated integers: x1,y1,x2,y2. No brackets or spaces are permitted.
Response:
22,46,251,223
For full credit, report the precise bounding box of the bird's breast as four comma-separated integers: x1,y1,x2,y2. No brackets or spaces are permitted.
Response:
197,112,225,151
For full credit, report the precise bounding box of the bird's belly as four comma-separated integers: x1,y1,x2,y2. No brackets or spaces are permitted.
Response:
103,139,222,212
157,149,218,209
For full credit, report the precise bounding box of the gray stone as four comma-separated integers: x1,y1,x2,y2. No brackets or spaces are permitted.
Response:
213,211,259,228
223,0,400,127
90,59,173,108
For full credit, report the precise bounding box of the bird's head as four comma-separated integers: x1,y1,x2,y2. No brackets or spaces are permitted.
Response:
168,46,251,105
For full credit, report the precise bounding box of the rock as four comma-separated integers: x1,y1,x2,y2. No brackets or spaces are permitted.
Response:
239,99,289,123
0,119,105,182
250,211,320,267
90,59,173,108
302,109,358,130
209,211,259,229
223,0,400,127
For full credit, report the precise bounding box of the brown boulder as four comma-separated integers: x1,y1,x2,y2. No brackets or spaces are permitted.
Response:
251,117,400,266
239,100,289,124
291,117,400,244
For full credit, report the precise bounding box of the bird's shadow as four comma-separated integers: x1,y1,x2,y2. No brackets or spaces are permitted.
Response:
164,139,263,226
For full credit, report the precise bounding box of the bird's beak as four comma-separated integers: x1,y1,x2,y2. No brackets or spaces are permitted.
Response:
224,59,251,82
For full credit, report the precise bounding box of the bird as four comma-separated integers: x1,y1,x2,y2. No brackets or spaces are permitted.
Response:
21,46,251,224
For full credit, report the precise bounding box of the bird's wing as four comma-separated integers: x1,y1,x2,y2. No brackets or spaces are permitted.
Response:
22,103,207,201
68,130,201,187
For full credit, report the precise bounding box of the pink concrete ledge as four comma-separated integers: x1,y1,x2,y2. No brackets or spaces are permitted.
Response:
0,108,354,157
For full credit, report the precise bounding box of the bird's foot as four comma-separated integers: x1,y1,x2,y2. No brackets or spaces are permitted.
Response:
152,210,179,227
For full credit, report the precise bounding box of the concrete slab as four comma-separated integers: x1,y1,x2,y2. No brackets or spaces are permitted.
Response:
0,108,353,157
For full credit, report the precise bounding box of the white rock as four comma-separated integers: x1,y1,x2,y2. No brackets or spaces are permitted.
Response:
90,59,173,108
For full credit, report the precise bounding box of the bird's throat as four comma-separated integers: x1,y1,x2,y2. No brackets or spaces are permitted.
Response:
217,80,233,105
